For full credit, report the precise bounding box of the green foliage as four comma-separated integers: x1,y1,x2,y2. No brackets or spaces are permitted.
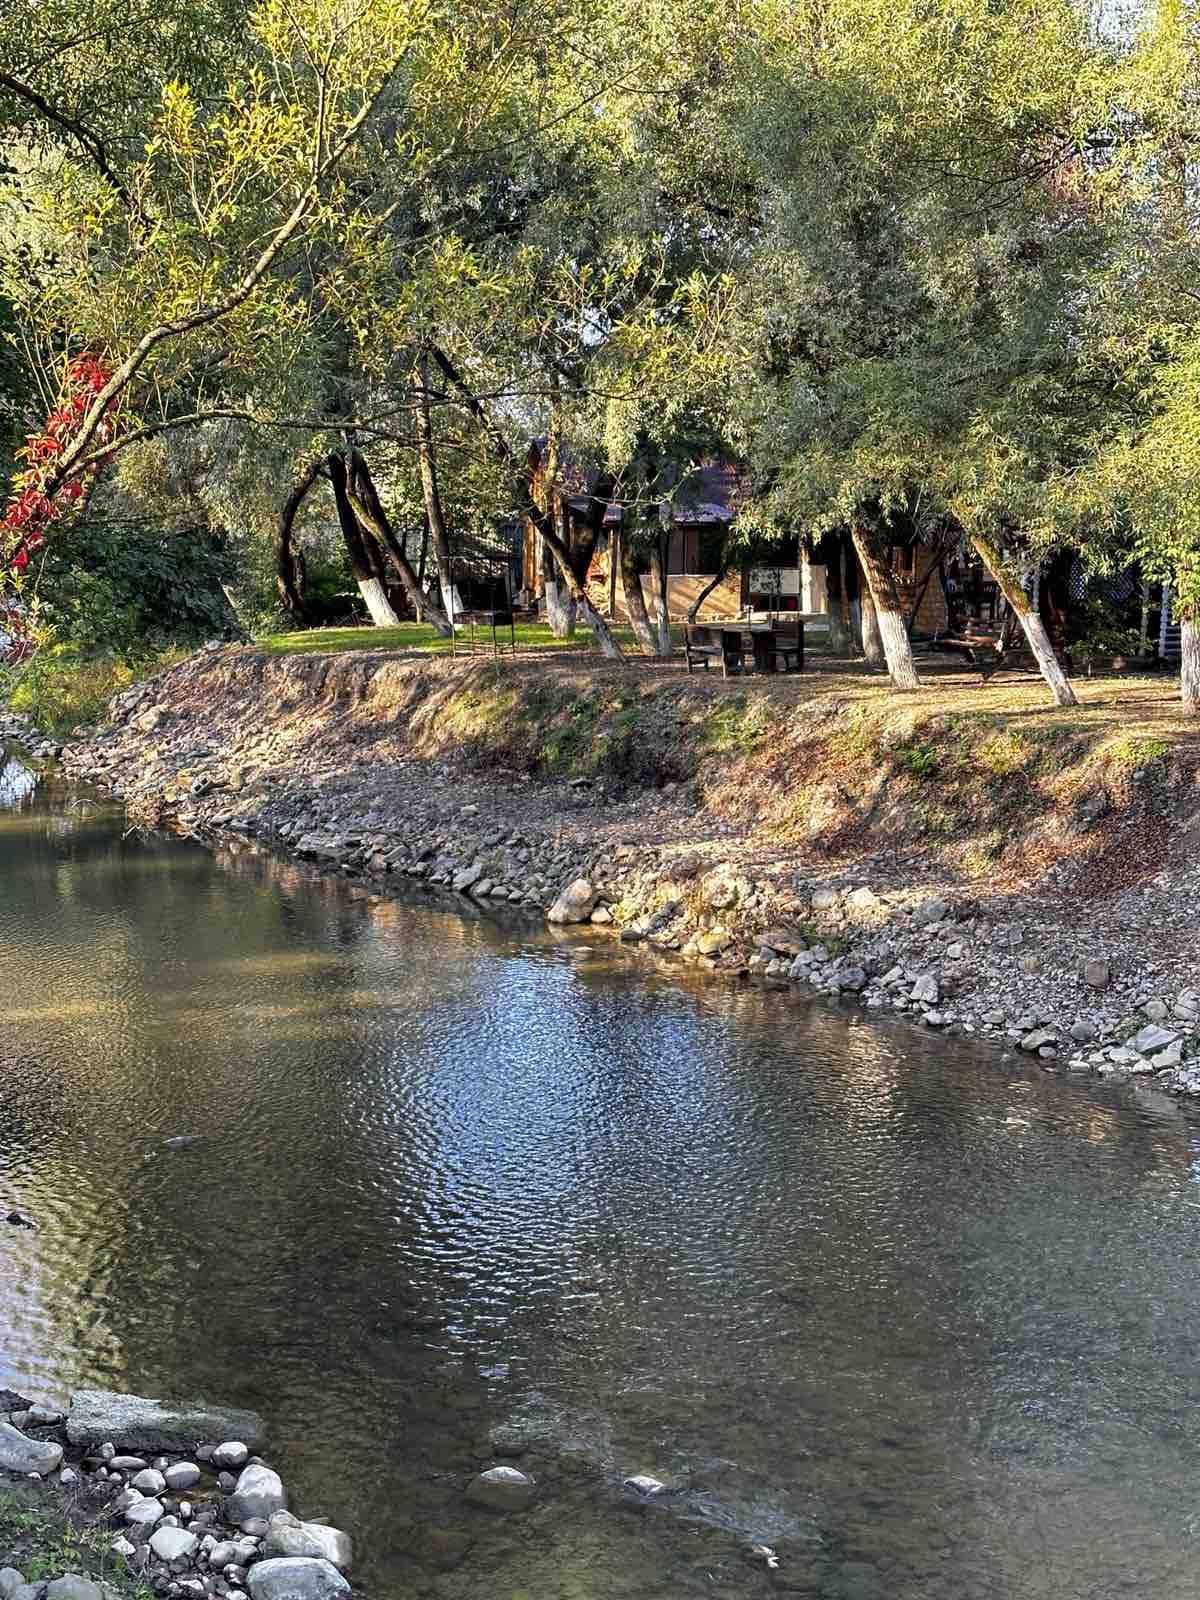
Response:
27,521,232,655
897,742,940,780
700,695,771,754
1,644,183,733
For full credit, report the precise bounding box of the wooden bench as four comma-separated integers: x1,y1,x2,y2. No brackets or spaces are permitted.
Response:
684,625,747,677
752,622,805,674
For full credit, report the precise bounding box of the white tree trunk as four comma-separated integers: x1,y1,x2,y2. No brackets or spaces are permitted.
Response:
652,573,671,655
357,577,401,626
1182,616,1200,712
849,598,864,654
827,608,853,656
544,577,577,638
861,591,885,667
1013,608,1077,707
875,605,921,690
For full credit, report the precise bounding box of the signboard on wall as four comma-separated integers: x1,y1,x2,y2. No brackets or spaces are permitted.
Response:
748,568,800,596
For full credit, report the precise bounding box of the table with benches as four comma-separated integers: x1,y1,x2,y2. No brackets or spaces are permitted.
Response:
684,619,807,677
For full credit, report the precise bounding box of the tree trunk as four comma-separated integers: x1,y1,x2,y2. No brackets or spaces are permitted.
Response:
687,570,726,623
1181,614,1200,713
850,523,921,689
650,529,672,655
621,537,659,654
327,453,402,625
823,533,853,656
542,506,577,638
412,355,456,618
970,531,1077,706
540,517,623,658
608,528,619,617
346,451,452,634
861,589,885,668
274,459,321,619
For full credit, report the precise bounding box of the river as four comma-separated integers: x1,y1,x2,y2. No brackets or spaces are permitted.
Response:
3,749,1200,1600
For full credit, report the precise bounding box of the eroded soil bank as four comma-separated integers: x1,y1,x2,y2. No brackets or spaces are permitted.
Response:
27,640,1200,1092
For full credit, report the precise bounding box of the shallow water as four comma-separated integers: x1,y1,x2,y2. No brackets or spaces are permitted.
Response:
3,751,1200,1600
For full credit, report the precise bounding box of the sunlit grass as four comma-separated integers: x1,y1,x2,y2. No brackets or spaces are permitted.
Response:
256,621,664,656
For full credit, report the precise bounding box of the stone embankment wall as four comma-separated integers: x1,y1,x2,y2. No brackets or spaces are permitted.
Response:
7,642,1200,1092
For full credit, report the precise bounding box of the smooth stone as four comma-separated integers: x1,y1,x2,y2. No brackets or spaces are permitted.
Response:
0,1571,25,1600
208,1544,239,1569
67,1390,264,1452
26,1405,65,1427
465,1466,536,1511
623,1474,665,1496
110,1456,147,1472
0,1422,63,1476
164,1463,201,1491
212,1443,250,1472
110,1539,136,1559
245,1559,349,1600
59,1467,79,1487
131,1469,167,1494
45,1578,103,1600
227,1465,286,1524
125,1498,165,1530
239,1519,269,1538
150,1529,199,1563
547,878,596,925
264,1517,351,1573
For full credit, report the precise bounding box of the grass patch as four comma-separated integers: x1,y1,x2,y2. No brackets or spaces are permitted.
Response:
1101,733,1171,771
700,695,771,754
256,621,670,657
0,647,187,735
896,742,940,780
0,1478,150,1600
976,730,1034,776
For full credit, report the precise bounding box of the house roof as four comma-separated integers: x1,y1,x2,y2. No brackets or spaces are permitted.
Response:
529,440,747,526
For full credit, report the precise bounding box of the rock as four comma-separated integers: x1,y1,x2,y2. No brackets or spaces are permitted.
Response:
758,928,807,956
547,879,596,925
239,1519,270,1539
0,1571,25,1600
208,1544,239,1569
838,967,868,992
910,976,939,1005
263,1517,352,1572
0,1393,33,1416
1081,958,1111,990
912,897,948,926
1150,1040,1184,1069
67,1391,264,1452
0,1421,63,1476
451,863,483,893
846,886,878,911
164,1463,201,1492
623,1475,665,1496
227,1465,286,1524
125,1499,165,1531
465,1466,536,1511
1019,1029,1057,1053
245,1559,349,1600
1131,1024,1179,1056
1069,1020,1096,1042
1143,999,1169,1022
810,887,840,912
150,1529,199,1564
45,1578,104,1600
695,928,733,956
59,1467,79,1487
26,1405,64,1427
110,1456,147,1473
132,1469,167,1495
110,1539,136,1559
212,1443,249,1472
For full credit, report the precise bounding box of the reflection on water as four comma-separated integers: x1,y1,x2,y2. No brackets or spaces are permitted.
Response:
3,756,1200,1599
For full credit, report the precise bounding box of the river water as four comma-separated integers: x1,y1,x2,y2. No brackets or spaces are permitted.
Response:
3,751,1200,1600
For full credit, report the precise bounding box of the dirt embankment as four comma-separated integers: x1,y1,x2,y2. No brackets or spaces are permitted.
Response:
51,643,1200,1093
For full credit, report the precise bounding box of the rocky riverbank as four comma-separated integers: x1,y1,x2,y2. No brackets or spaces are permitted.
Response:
0,1388,352,1600
7,641,1200,1094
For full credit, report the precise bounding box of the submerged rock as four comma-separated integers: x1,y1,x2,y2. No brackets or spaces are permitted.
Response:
264,1513,352,1571
67,1388,265,1451
466,1465,536,1511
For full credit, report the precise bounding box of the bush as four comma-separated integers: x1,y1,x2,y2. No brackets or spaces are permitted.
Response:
1,644,184,734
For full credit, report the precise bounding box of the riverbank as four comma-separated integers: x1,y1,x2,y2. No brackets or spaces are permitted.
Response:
0,1389,352,1600
10,639,1200,1091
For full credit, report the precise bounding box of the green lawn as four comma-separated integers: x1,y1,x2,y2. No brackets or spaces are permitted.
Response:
256,620,666,656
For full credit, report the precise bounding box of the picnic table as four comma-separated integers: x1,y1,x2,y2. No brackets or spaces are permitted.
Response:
684,619,807,677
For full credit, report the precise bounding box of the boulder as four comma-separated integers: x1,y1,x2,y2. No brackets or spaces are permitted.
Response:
1019,1029,1057,1053
547,879,596,925
67,1390,264,1452
0,1421,63,1476
912,897,949,927
212,1441,250,1471
246,1559,349,1600
695,928,732,956
45,1578,103,1600
227,1464,286,1523
131,1468,166,1494
910,976,939,1005
124,1499,164,1531
451,863,483,893
758,928,807,957
466,1465,536,1511
164,1462,201,1491
1081,958,1111,991
264,1515,352,1572
149,1528,199,1563
0,1571,25,1600
1131,1024,1179,1057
